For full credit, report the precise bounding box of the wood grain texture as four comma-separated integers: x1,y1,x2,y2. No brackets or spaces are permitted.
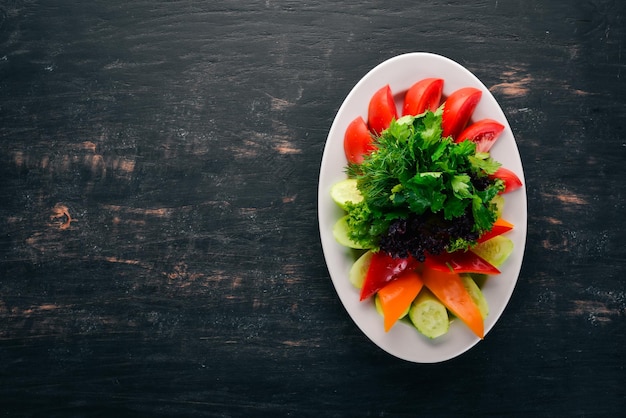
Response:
1,0,625,416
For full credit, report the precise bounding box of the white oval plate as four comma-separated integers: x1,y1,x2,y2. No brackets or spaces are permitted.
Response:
318,52,527,363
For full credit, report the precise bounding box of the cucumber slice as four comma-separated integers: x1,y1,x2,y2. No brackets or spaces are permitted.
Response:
330,178,363,210
374,294,384,316
461,274,489,319
333,216,369,249
409,289,449,339
470,273,488,288
349,250,373,289
492,194,505,218
472,235,514,267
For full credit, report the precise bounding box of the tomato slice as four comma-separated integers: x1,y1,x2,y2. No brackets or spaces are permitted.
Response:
456,118,505,153
441,87,482,140
368,84,398,135
477,218,514,243
344,116,375,164
490,167,523,194
359,252,415,301
424,250,500,275
402,78,444,116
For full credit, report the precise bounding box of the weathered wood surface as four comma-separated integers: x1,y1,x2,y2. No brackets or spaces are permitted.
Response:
1,0,624,416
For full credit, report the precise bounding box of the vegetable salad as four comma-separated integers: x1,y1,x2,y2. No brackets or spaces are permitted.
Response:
331,79,522,339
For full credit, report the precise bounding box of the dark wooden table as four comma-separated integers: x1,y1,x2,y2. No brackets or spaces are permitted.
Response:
1,1,624,416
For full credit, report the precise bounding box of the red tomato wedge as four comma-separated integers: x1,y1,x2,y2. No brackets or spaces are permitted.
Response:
421,267,484,339
477,218,514,243
368,84,398,135
402,78,444,117
442,87,482,140
377,270,423,332
424,250,500,275
344,116,375,164
360,252,415,301
456,118,505,153
490,167,523,194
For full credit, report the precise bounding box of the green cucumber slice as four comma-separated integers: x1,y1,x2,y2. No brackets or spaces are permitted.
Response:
349,250,373,289
409,289,449,339
492,194,505,218
472,235,514,267
333,216,369,249
330,178,363,210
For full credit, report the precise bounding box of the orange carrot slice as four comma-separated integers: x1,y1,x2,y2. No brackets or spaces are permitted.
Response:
421,266,484,339
378,271,424,332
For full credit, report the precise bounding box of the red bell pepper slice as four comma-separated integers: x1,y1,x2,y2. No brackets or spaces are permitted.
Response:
359,252,415,301
424,250,500,275
477,218,514,243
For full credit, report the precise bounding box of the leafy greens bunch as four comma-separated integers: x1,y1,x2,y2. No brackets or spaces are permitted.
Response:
345,109,504,261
